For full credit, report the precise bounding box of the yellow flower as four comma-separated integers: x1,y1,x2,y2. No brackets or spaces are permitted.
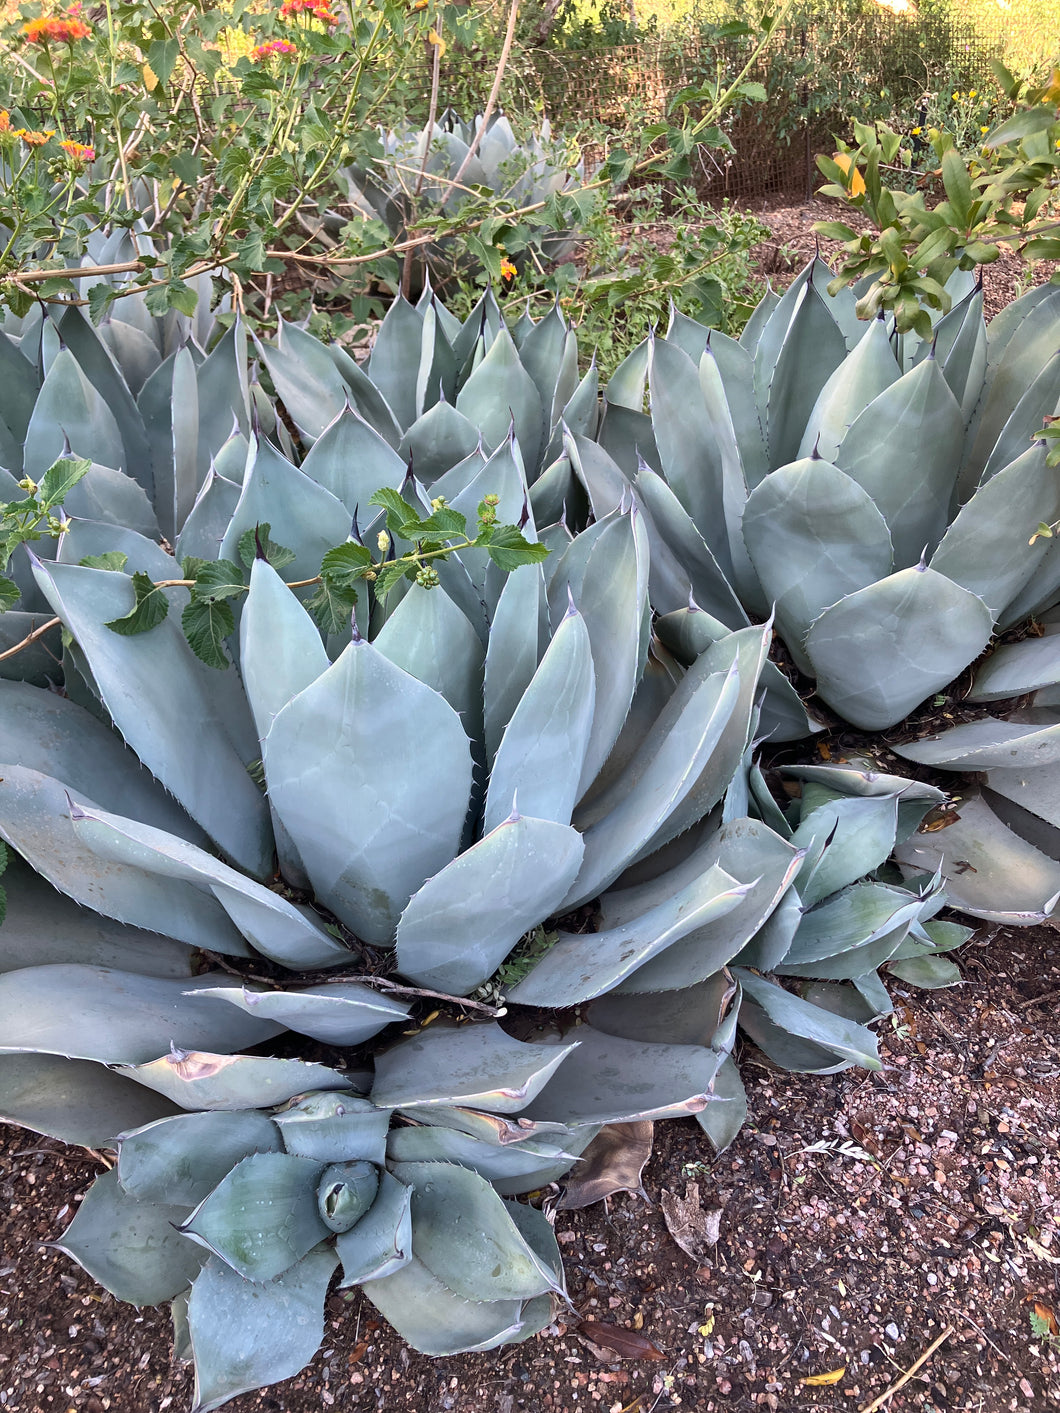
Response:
969,89,977,98
980,125,989,134
952,91,959,101
15,127,55,147
499,255,517,282
911,126,922,135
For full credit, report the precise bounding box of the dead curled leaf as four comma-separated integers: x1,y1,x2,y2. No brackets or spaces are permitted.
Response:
1033,1301,1059,1335
556,1121,653,1211
660,1181,722,1262
801,1366,847,1386
575,1320,666,1361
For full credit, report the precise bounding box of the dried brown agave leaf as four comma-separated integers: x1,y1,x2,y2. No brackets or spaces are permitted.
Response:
555,1121,653,1210
660,1180,722,1262
574,1320,666,1361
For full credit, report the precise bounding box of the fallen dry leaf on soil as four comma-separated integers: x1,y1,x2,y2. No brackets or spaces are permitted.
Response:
557,1121,653,1210
802,1366,847,1385
660,1181,722,1261
575,1320,666,1360
1034,1301,1059,1336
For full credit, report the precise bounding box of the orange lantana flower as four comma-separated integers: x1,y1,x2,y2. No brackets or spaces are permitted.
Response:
499,255,517,282
22,14,91,44
279,0,340,22
60,139,95,162
250,39,298,61
15,128,55,146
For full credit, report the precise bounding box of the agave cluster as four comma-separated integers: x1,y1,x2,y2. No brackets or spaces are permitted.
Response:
0,271,1001,1406
336,110,590,286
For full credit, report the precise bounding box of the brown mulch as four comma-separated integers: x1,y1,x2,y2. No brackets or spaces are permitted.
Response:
2,918,1058,1413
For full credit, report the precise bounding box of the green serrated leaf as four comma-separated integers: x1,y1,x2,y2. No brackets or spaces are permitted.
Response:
87,283,117,325
39,457,92,510
400,507,468,539
320,542,374,587
369,487,421,537
191,559,247,604
79,552,129,572
181,597,235,670
104,572,170,636
0,577,21,612
304,579,358,635
479,525,550,573
237,523,296,572
372,560,413,599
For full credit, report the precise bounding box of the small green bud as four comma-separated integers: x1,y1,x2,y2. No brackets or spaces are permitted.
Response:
430,495,447,510
17,477,38,495
416,565,440,589
376,530,389,552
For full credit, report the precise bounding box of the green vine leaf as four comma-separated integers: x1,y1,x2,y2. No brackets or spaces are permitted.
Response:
192,559,248,604
104,572,171,636
304,579,359,635
79,552,129,572
238,523,296,572
39,457,93,510
181,597,236,670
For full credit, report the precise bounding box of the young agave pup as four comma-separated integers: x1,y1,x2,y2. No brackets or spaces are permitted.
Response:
0,283,971,1408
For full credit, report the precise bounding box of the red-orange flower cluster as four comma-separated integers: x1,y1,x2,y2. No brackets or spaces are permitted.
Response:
22,13,92,44
60,138,95,162
279,0,340,25
250,38,298,61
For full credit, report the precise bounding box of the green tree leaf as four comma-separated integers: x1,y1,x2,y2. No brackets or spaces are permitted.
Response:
320,542,374,587
0,577,21,612
104,572,171,636
479,525,550,572
368,488,423,538
79,552,129,572
192,559,247,604
373,559,414,599
237,523,296,572
181,597,235,670
304,578,358,635
39,457,92,510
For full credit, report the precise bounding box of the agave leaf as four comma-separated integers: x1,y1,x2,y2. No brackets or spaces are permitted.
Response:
195,321,251,474
361,1254,525,1356
694,1052,747,1154
371,1022,577,1113
415,303,459,417
521,1024,725,1125
766,277,849,469
23,347,125,479
385,1124,584,1194
0,964,284,1065
180,1152,328,1282
508,865,751,1007
800,978,887,1024
116,1050,355,1112
730,884,802,970
605,339,649,411
31,559,272,876
482,562,548,768
174,470,241,565
598,398,660,479
0,326,39,458
0,1053,180,1146
194,983,408,1046
895,716,1060,771
117,1111,282,1205
187,1245,337,1413
367,295,424,431
336,1169,413,1285
797,317,901,462
776,882,925,979
779,760,946,802
396,815,583,994
456,325,543,471
258,320,352,442
274,1093,391,1163
586,971,735,1047
57,1168,202,1305
56,516,174,579
69,800,351,970
484,603,595,832
888,955,962,987
804,567,994,731
390,1161,562,1300
300,403,407,519
565,431,628,522
518,302,572,440
919,286,986,421
742,457,893,674
398,399,480,484
545,361,599,463
240,558,329,746
102,314,162,400
374,582,485,746
57,462,159,540
895,790,1060,922
735,969,881,1071
610,817,803,994
0,852,199,978
791,794,900,905
968,634,1060,702
932,445,1060,618
890,916,972,960
264,634,472,944
980,349,1060,486
750,261,813,414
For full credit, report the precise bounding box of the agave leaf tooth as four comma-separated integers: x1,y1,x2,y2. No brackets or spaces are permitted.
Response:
735,969,881,1071
633,464,748,626
508,865,753,1007
390,1160,561,1301
336,1170,413,1285
23,347,125,480
0,964,284,1065
31,559,272,873
766,276,849,469
483,562,548,769
804,567,994,731
894,790,1060,922
894,716,1060,771
300,403,407,520
371,1023,577,1113
366,294,424,432
192,983,409,1046
835,356,963,568
485,603,595,832
187,1244,337,1413
0,852,200,979
398,399,480,485
796,316,901,463
362,1254,524,1356
0,769,252,954
455,323,543,471
175,469,241,564
264,634,472,943
605,338,650,411
374,581,485,749
241,557,329,760
609,818,803,994
180,1152,329,1282
117,1111,283,1206
520,1024,725,1125
980,350,1060,488
791,794,900,905
53,306,154,495
742,457,893,675
396,817,584,995
0,679,206,843
66,799,348,970
597,397,660,480
0,1053,181,1147
968,633,1060,701
57,1169,201,1306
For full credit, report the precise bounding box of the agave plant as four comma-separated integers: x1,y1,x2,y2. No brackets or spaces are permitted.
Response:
335,109,591,288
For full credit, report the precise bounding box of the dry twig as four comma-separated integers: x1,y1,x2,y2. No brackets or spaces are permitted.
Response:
857,1324,955,1413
